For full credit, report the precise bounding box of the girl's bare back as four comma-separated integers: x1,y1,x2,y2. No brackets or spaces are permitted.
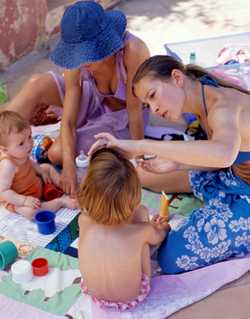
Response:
78,213,151,302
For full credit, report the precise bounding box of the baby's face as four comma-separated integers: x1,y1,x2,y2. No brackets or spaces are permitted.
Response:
6,127,33,159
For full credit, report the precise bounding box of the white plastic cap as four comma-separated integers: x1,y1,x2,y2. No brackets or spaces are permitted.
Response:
75,150,89,168
11,260,33,283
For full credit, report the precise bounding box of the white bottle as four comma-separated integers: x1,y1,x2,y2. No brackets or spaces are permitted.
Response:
75,150,89,184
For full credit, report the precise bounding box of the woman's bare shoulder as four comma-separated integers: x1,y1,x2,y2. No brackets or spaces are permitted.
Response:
125,34,148,50
123,35,150,67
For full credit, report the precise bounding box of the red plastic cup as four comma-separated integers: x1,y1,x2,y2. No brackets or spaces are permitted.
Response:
31,257,49,276
43,183,63,201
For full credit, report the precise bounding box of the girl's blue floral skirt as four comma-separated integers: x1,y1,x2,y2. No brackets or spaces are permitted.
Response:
158,168,250,274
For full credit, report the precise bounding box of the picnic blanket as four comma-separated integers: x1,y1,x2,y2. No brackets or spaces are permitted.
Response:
0,206,79,252
0,118,202,256
65,189,203,258
0,246,249,318
0,86,248,317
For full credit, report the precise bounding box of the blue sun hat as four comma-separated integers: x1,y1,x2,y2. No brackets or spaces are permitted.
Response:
50,1,127,69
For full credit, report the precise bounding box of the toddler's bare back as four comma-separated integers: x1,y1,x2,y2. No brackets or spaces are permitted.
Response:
78,213,151,302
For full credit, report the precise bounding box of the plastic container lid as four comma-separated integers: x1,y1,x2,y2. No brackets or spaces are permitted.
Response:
11,260,33,283
75,150,89,168
32,257,49,276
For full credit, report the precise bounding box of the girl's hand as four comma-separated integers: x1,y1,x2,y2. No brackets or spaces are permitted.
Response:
136,156,180,174
151,214,170,231
24,196,41,209
88,132,139,159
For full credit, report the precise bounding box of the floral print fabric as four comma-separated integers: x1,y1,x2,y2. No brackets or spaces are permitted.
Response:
158,168,250,274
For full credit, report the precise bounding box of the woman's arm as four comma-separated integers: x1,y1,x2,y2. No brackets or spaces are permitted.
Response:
123,37,150,139
137,156,221,174
177,164,221,171
89,105,242,168
60,69,81,196
136,106,241,168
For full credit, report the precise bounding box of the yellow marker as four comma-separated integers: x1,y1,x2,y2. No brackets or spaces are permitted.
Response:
160,191,169,220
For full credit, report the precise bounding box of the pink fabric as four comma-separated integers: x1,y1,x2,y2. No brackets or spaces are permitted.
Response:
0,293,62,319
81,274,151,312
85,255,250,319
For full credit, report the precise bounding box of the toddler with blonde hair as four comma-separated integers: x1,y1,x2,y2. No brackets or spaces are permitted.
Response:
78,148,170,311
0,111,77,219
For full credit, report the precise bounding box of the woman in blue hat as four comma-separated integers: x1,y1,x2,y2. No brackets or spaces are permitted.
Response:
6,1,150,197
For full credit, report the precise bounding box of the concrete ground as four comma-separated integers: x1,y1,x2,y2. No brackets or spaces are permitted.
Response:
118,0,250,55
1,0,250,98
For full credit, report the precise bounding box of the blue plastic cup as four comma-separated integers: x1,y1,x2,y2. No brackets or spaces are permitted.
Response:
0,240,18,270
35,211,56,235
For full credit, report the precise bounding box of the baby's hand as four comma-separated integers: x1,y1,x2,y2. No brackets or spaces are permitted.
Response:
40,170,52,184
151,214,170,231
24,196,41,209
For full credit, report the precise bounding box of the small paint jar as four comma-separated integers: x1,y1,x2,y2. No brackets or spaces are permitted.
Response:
32,257,49,276
11,260,33,283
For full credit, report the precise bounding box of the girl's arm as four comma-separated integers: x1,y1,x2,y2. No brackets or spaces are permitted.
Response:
124,38,150,139
143,215,170,246
60,69,81,196
0,160,26,206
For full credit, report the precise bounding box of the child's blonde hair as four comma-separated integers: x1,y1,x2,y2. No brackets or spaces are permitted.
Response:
78,148,141,225
0,111,30,146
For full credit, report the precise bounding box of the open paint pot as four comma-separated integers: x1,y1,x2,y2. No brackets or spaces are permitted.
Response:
31,257,48,276
11,260,33,283
34,211,56,235
0,240,18,270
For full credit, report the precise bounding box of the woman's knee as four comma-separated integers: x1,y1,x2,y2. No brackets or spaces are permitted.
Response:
48,139,62,165
27,73,62,105
26,74,48,94
136,168,161,192
137,168,192,193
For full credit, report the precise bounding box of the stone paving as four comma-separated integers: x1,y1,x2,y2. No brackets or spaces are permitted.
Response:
1,0,250,98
